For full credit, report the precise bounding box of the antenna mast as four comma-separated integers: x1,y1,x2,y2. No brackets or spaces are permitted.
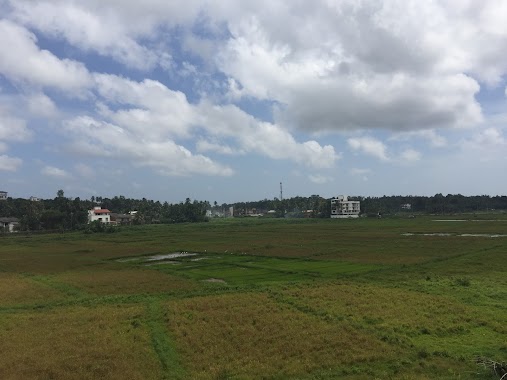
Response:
280,182,283,201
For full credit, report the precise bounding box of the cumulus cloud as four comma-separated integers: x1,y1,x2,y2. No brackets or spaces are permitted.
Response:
472,127,505,146
0,109,32,142
26,92,58,118
462,127,506,155
196,139,244,155
195,102,339,168
63,116,234,177
94,74,195,139
3,0,507,189
90,75,339,170
389,130,447,148
399,148,422,162
348,137,389,161
8,0,207,71
0,155,22,171
215,1,493,132
42,165,71,178
0,19,92,93
6,0,507,134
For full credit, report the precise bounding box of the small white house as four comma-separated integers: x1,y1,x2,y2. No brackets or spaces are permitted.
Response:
331,195,360,218
0,191,7,201
88,207,111,223
0,217,19,232
29,196,41,202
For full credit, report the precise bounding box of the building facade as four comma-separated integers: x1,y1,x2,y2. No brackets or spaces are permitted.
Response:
330,195,360,218
0,191,7,201
88,207,111,223
0,217,19,232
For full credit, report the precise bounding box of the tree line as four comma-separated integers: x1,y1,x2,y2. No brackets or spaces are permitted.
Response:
1,191,506,231
0,191,209,231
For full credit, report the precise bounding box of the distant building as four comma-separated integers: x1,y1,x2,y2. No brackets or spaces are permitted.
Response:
29,196,41,202
0,191,7,201
88,207,111,223
110,213,133,225
0,217,19,232
401,203,412,210
331,195,360,218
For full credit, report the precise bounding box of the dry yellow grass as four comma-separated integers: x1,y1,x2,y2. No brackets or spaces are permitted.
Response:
55,269,197,296
0,304,162,380
0,274,63,306
282,283,496,334
165,292,393,379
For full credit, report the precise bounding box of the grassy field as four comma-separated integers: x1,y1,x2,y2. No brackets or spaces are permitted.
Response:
0,215,506,379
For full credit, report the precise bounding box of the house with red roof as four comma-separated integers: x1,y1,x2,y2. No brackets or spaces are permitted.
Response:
88,207,111,224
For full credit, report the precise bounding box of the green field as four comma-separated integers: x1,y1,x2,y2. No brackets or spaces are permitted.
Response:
1,216,506,379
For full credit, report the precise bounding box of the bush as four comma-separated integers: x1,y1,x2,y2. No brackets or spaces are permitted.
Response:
83,221,117,234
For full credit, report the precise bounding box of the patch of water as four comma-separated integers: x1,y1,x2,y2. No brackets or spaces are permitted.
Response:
432,219,467,222
202,278,226,284
145,260,181,266
116,257,142,262
402,233,507,238
460,234,507,238
145,252,197,261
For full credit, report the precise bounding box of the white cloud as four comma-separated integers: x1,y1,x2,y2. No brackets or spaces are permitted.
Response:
461,127,506,164
0,110,31,142
215,1,488,132
0,155,22,171
472,127,505,146
8,1,194,70
94,74,195,139
0,19,92,93
399,148,422,162
63,116,234,177
26,92,58,118
348,136,389,161
42,165,70,178
196,102,340,168
0,142,7,153
196,139,244,155
390,130,447,148
90,75,339,170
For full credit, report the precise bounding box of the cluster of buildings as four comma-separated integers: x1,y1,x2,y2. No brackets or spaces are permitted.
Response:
1,189,363,233
0,191,19,232
87,207,134,225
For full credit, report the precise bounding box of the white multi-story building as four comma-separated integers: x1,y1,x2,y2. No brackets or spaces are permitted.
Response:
331,195,360,218
0,191,7,201
88,207,111,223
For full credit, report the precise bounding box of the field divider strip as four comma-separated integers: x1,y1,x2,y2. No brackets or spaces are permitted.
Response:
146,298,186,380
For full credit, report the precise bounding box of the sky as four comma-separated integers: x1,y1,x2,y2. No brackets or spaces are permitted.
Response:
0,0,507,203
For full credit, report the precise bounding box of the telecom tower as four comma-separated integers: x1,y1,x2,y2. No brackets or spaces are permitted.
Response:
280,182,283,201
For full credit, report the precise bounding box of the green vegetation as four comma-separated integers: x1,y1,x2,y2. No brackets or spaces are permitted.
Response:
1,216,506,379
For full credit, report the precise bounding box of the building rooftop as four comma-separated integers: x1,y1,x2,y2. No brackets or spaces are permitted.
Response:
92,209,111,214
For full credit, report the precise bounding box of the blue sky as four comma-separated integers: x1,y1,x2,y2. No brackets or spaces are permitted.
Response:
0,0,506,203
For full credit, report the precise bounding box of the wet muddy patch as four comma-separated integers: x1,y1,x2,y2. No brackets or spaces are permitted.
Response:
116,252,200,265
202,278,226,284
402,233,507,238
